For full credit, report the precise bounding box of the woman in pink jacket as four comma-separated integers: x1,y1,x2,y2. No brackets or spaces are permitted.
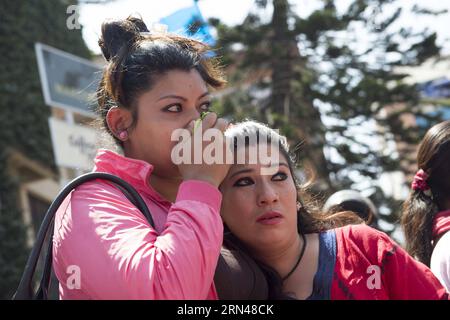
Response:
52,16,230,299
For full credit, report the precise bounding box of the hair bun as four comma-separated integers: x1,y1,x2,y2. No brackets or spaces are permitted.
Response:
98,16,149,61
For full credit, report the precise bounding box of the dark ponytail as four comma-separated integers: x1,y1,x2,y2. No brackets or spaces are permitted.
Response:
401,192,439,265
98,17,148,62
401,120,450,266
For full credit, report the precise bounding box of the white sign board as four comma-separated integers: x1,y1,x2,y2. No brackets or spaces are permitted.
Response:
48,117,98,171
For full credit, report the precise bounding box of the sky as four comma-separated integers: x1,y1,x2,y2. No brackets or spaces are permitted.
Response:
79,0,450,56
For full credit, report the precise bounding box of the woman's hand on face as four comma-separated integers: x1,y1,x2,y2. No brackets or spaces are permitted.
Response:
178,112,231,188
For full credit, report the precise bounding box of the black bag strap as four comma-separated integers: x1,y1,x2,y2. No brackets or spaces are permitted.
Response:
13,172,154,300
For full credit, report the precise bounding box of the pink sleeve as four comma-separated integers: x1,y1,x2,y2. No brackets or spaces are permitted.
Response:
53,180,223,300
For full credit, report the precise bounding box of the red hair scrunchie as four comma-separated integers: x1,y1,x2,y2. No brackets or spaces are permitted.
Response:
411,169,433,197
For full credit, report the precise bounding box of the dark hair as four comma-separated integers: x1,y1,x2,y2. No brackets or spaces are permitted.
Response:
96,16,226,145
401,120,450,266
323,189,379,227
222,121,362,299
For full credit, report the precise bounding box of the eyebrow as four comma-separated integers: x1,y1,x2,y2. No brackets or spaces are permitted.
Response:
229,162,289,179
157,92,209,102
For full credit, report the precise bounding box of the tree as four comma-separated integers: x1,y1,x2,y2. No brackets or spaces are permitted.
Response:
210,0,446,233
0,0,91,298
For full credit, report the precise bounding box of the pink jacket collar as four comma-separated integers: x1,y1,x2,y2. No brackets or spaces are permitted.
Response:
432,210,450,241
92,149,171,205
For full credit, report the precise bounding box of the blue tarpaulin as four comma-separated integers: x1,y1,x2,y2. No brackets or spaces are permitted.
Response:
159,2,216,47
418,77,450,99
416,77,450,127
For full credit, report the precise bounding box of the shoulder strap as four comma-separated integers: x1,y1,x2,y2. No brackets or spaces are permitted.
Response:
13,172,154,300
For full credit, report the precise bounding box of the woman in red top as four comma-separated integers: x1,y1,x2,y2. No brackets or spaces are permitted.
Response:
219,120,448,299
